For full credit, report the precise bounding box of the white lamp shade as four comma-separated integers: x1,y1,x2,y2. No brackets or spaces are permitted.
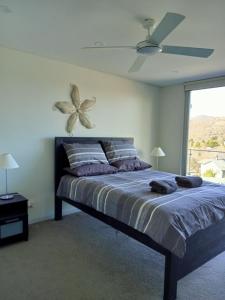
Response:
151,147,166,157
0,153,19,169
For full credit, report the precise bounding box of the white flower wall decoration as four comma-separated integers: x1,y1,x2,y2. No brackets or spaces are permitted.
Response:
55,84,96,134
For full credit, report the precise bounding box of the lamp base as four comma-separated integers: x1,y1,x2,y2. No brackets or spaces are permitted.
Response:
0,194,14,200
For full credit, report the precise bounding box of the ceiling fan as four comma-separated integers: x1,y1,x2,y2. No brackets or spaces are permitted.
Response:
82,12,214,73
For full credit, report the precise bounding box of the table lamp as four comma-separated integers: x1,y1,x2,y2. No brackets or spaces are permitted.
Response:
151,147,166,169
0,153,19,200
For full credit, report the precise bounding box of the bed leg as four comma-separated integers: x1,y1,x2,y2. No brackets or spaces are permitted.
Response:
55,197,63,220
163,254,178,300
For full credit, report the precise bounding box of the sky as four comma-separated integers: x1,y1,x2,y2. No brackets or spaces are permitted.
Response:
190,86,225,118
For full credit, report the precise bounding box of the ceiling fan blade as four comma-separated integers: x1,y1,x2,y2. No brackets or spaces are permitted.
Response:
82,46,136,50
150,13,185,44
162,45,214,57
128,55,147,73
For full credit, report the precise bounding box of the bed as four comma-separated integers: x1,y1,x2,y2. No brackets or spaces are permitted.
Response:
55,137,225,300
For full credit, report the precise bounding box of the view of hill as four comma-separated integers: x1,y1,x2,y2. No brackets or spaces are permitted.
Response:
189,115,225,149
187,115,225,178
189,115,225,140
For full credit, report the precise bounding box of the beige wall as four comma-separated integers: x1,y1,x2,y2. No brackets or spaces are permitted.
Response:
0,46,159,222
158,84,185,174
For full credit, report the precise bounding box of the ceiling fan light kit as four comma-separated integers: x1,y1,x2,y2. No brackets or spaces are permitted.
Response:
83,12,214,73
136,41,162,55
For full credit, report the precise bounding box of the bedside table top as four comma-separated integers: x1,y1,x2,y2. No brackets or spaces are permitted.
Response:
0,193,28,206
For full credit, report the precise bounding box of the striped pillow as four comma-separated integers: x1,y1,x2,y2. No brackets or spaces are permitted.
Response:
102,141,138,163
63,143,108,168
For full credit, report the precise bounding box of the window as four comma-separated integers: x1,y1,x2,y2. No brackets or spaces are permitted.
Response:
186,86,225,183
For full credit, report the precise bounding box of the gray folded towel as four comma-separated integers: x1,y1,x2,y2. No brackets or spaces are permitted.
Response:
175,176,203,188
150,180,177,194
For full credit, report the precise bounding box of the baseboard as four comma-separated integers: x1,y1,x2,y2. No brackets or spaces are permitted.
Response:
29,207,80,224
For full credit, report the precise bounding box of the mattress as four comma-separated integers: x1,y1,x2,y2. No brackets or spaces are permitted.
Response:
57,169,225,257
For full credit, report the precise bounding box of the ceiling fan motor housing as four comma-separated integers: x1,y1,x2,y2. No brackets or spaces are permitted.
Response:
136,41,162,55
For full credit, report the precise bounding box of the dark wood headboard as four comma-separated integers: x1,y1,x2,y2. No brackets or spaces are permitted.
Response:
54,137,133,193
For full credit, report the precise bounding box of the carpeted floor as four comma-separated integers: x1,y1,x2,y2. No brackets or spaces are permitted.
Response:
0,213,224,300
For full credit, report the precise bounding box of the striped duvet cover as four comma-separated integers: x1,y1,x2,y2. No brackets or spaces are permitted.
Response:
57,169,225,257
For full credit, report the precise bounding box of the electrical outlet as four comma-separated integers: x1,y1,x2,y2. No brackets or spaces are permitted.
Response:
28,200,33,208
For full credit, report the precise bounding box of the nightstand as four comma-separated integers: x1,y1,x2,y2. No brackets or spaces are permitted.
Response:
0,193,28,246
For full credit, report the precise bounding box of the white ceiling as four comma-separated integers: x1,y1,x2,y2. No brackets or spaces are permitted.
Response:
1,0,225,86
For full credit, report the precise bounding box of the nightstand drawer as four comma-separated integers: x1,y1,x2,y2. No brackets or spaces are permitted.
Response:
0,220,23,238
0,194,29,246
0,201,27,218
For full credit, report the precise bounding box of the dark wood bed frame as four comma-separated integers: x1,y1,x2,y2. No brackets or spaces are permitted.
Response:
55,137,225,300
